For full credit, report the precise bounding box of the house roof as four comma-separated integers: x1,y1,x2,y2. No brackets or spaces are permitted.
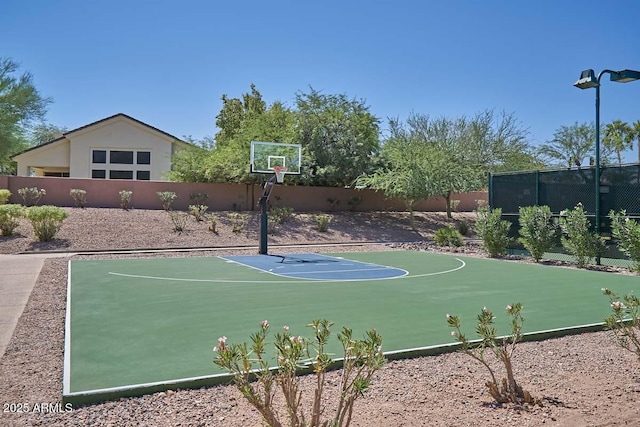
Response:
11,113,187,159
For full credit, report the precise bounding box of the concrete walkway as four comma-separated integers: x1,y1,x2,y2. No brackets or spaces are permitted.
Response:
0,254,46,359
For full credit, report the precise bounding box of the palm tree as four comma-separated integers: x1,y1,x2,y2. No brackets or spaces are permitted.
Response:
538,122,595,168
602,120,633,165
631,120,640,164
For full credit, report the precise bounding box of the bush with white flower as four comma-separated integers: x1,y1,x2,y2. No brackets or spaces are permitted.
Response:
213,318,385,427
608,210,640,272
602,288,640,361
447,303,540,405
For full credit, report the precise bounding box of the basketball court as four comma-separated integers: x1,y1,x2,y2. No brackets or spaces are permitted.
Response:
63,250,639,405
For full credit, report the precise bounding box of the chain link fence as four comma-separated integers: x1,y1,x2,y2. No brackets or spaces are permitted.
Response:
489,164,640,268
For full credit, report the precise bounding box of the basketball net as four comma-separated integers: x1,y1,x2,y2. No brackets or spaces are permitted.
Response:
273,166,287,183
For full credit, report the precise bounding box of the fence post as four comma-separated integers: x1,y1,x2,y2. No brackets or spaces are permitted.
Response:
535,170,540,206
488,172,493,208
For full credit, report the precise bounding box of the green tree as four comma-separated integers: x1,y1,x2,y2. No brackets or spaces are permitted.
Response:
358,111,534,221
538,122,595,168
0,58,51,173
170,86,296,183
602,120,634,166
295,87,381,186
29,122,68,145
630,120,640,163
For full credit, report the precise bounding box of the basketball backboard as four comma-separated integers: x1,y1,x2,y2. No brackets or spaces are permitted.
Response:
250,141,302,175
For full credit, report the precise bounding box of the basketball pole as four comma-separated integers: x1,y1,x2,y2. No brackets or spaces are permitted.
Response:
258,175,277,255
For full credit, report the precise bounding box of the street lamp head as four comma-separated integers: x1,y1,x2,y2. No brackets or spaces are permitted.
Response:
610,69,640,83
574,69,600,89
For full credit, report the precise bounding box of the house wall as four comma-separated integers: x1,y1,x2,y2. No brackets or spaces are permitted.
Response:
68,117,174,180
14,140,70,176
0,175,487,212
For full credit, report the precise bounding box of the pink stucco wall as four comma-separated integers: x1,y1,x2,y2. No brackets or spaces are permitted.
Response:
0,175,486,212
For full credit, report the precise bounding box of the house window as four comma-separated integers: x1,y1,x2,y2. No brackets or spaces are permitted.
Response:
44,172,70,177
90,149,151,180
137,151,151,165
110,150,134,164
92,150,107,163
109,170,134,180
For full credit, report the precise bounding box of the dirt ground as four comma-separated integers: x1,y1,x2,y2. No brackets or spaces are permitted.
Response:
1,208,640,427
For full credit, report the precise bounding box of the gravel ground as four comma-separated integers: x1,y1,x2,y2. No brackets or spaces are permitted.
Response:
1,207,640,427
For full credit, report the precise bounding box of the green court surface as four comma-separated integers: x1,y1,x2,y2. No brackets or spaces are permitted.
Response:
64,250,639,404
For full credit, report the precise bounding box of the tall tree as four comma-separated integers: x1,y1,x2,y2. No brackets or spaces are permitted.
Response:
538,122,596,168
29,122,68,145
631,120,640,163
214,83,266,148
357,111,533,220
295,87,380,186
602,120,634,166
0,58,51,173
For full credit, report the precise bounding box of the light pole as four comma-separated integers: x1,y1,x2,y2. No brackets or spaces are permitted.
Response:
573,68,640,264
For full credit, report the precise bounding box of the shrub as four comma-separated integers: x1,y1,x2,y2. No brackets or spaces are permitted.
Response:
315,213,332,232
206,214,218,233
17,187,46,206
327,198,340,211
608,210,640,271
447,304,540,406
0,204,24,236
119,190,133,210
228,212,248,233
474,207,511,258
434,226,463,247
189,204,208,222
157,191,177,211
270,206,294,225
518,205,557,262
169,211,189,233
25,205,68,241
558,203,605,268
214,319,385,427
189,192,208,206
602,288,640,361
457,220,469,236
0,189,11,204
70,189,87,208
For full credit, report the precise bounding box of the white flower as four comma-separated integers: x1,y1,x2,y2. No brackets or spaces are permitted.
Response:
451,331,457,337
260,320,269,329
283,325,290,332
506,305,512,311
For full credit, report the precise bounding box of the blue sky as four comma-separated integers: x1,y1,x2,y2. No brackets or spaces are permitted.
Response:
3,0,640,161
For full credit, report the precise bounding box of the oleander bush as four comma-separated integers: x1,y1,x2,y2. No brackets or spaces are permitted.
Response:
25,205,68,241
518,205,557,262
17,187,46,206
70,189,87,208
0,204,24,236
0,189,11,204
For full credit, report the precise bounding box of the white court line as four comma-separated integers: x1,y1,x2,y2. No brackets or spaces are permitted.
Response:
107,258,465,283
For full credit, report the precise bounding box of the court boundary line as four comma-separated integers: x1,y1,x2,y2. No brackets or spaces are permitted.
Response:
106,258,466,283
63,260,72,396
63,321,606,405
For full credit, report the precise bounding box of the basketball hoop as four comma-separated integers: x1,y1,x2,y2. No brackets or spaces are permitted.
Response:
273,166,287,183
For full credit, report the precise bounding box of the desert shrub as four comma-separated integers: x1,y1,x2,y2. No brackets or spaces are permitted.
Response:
518,205,557,262
157,191,177,211
608,210,640,271
206,214,218,233
169,211,189,233
0,204,24,236
119,190,133,210
447,304,540,406
558,203,605,268
18,187,46,206
189,192,208,206
270,206,294,224
474,207,511,258
434,226,463,247
214,319,385,427
25,205,68,241
0,189,11,204
70,189,87,208
228,212,248,233
189,204,208,222
457,220,469,236
315,213,332,232
602,288,640,361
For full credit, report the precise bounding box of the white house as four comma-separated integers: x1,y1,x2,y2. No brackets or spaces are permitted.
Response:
12,113,189,181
